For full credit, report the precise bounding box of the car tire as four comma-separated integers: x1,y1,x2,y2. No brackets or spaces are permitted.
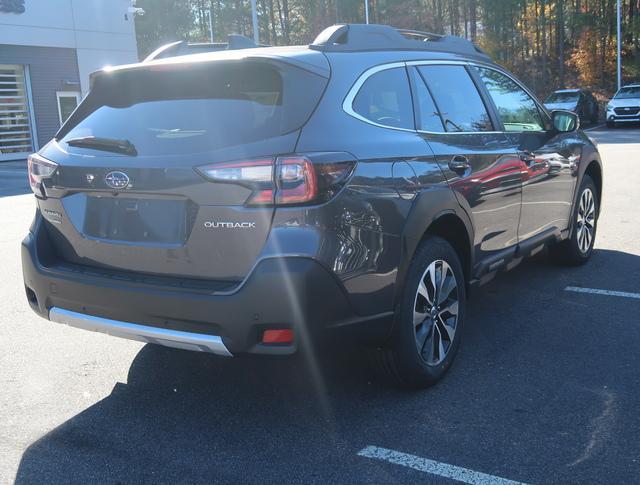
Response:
550,175,598,266
373,236,466,388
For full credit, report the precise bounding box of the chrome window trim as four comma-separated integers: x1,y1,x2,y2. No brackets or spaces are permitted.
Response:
342,61,415,133
405,60,469,67
342,58,552,136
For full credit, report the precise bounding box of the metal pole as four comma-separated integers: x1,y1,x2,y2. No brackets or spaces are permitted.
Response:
616,0,622,90
364,0,369,24
207,9,214,43
251,0,259,44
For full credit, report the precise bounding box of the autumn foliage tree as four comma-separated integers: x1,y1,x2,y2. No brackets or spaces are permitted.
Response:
135,0,640,98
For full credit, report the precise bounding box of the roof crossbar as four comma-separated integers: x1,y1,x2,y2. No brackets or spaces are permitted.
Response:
310,24,489,60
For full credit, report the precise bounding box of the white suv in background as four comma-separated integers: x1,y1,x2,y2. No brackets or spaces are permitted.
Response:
606,84,640,127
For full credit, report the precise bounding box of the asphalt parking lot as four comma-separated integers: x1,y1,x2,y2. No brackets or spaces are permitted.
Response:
1,126,639,484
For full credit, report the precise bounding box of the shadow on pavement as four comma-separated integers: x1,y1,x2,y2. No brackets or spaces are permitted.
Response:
14,249,640,484
587,124,640,144
15,347,389,484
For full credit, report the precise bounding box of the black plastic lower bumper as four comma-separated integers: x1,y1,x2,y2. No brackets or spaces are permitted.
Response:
21,219,392,355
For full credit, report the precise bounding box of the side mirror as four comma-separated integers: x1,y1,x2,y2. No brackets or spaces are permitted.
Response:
551,110,579,133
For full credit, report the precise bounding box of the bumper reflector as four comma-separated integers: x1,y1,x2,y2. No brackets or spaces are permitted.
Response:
262,329,294,344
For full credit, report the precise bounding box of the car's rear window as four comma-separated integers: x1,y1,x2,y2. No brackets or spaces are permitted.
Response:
59,60,327,156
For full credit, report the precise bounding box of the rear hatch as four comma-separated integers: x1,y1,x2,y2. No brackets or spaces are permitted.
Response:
36,53,329,283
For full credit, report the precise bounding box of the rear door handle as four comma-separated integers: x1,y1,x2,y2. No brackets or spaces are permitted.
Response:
448,155,470,173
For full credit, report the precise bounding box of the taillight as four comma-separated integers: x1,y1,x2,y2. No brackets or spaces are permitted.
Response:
275,156,317,205
196,154,355,207
27,153,58,195
196,158,275,205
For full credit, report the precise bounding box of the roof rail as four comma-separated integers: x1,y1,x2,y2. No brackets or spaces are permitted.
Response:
144,35,265,62
396,29,444,41
309,24,489,60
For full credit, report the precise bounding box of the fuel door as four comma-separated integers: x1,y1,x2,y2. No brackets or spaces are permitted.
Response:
392,160,419,200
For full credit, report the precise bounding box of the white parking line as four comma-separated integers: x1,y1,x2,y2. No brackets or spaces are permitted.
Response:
565,286,640,300
584,123,605,132
357,445,527,485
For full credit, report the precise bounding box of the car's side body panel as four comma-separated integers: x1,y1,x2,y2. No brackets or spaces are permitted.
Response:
417,132,522,269
296,48,602,311
295,53,450,316
508,130,582,241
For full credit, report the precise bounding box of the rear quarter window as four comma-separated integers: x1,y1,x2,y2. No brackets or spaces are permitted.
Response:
351,67,414,130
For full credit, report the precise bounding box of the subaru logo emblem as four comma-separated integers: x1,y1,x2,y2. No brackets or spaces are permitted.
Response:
104,171,130,189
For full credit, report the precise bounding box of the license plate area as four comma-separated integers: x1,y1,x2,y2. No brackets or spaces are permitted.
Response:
84,196,187,244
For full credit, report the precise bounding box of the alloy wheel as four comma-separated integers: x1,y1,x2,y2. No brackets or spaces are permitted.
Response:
413,260,459,365
576,187,596,254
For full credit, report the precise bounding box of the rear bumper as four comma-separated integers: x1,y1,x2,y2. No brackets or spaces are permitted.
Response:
22,218,392,355
49,307,233,356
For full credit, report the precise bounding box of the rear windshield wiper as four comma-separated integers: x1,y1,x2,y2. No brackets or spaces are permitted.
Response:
64,136,138,156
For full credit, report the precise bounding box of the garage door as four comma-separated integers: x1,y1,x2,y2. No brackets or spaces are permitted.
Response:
0,65,35,161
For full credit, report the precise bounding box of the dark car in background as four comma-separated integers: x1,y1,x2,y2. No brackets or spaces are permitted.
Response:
606,84,640,127
22,24,603,388
544,89,599,124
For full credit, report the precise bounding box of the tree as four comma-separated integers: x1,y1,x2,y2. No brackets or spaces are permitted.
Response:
135,0,194,58
135,0,640,97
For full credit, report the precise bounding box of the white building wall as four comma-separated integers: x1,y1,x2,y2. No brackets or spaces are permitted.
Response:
0,0,139,94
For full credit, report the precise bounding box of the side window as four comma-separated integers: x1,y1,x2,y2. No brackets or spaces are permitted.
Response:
417,65,493,132
474,67,544,132
352,67,414,130
409,67,445,132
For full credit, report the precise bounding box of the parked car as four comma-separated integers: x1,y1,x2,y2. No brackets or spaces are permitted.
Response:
544,89,599,124
606,83,640,127
22,24,603,388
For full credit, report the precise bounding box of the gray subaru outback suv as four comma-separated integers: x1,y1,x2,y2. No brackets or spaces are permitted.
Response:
22,24,602,387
